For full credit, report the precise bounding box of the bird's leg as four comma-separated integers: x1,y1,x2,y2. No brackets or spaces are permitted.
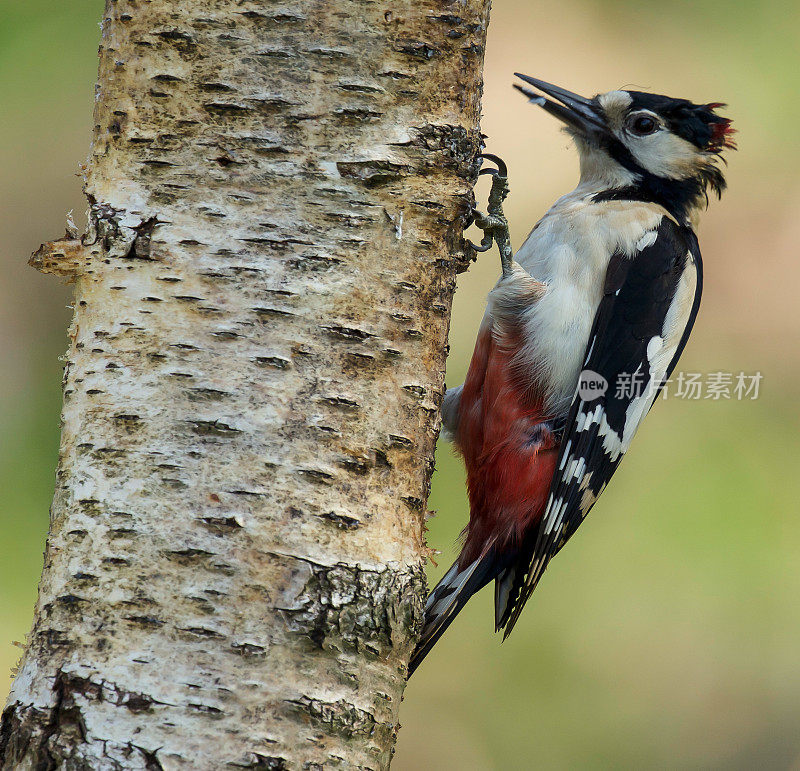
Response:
467,153,514,277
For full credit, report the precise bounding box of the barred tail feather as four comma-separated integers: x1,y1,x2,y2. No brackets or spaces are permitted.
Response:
409,551,504,676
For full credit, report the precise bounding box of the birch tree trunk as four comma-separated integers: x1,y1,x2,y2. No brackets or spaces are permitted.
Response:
1,0,489,768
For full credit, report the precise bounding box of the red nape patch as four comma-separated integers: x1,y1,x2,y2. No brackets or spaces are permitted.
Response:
706,104,737,150
455,323,560,566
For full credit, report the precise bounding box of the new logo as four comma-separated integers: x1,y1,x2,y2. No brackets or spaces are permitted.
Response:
577,370,608,401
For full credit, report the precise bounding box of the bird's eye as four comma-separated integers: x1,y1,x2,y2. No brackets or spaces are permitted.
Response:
626,114,659,136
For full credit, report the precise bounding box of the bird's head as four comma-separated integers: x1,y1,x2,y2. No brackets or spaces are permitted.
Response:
515,74,735,221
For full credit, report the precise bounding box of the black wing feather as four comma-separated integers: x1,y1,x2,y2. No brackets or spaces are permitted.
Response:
498,217,702,635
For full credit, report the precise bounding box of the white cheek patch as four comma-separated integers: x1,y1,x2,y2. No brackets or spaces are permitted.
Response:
627,131,701,180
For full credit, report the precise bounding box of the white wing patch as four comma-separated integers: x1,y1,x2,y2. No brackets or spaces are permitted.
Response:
599,408,625,461
621,255,698,449
636,230,659,251
646,335,663,360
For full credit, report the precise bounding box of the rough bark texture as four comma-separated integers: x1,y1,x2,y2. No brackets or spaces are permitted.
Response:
1,1,489,768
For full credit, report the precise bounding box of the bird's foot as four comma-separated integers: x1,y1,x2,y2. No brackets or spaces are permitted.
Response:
467,153,513,276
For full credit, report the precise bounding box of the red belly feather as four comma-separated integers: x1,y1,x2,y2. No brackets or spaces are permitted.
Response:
455,321,560,566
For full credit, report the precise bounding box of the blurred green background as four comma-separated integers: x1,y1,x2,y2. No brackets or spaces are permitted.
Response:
1,1,799,768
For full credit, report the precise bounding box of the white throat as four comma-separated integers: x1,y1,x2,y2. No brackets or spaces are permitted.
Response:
574,137,639,191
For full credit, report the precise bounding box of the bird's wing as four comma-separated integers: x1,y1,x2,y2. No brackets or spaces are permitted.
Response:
498,217,702,635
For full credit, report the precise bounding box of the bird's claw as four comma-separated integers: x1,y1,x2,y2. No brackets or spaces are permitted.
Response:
477,152,508,179
467,233,494,252
466,153,513,274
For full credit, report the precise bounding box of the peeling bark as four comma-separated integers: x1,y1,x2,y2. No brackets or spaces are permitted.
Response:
2,0,489,768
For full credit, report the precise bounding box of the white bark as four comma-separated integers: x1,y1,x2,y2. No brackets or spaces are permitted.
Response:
1,0,489,768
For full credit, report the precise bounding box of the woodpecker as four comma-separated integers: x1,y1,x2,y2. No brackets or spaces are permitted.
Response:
409,74,735,675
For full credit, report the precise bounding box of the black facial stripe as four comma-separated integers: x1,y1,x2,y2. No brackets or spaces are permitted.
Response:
598,138,709,221
587,90,728,219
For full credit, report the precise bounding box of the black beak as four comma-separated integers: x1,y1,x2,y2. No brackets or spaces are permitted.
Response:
514,73,607,137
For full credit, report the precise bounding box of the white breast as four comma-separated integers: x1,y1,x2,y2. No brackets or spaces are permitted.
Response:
512,192,668,415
